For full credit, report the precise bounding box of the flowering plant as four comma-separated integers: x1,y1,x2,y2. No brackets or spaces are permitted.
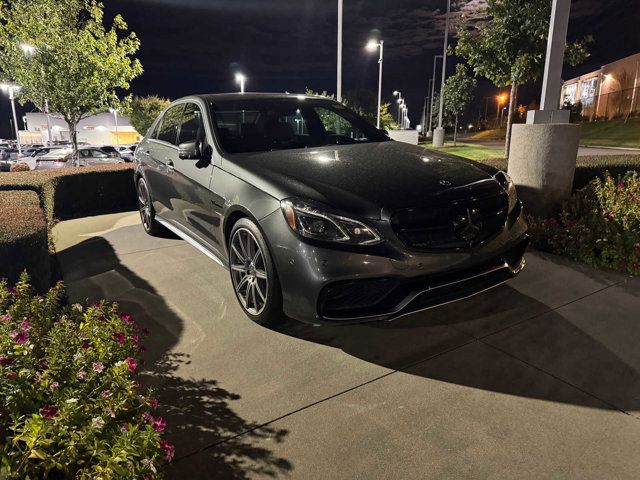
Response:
529,171,640,275
0,273,173,479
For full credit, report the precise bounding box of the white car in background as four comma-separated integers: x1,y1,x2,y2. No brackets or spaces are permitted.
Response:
115,144,137,162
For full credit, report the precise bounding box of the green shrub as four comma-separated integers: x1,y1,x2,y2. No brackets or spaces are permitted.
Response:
0,274,173,479
529,171,640,275
0,191,50,292
0,164,136,222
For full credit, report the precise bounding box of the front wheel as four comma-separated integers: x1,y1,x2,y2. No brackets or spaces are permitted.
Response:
229,218,283,326
137,177,162,236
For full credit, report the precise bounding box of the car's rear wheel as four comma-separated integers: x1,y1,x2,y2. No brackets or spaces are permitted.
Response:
137,177,162,236
229,218,283,326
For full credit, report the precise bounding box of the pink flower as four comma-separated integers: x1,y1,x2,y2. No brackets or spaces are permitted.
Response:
113,332,126,344
107,407,116,418
0,356,14,366
41,405,58,419
92,362,104,373
20,320,31,331
607,211,617,219
617,183,625,189
119,312,135,324
6,371,17,381
1,314,11,322
150,398,158,409
101,390,112,398
160,440,175,462
81,340,90,350
125,357,138,372
77,370,87,380
121,423,130,432
10,330,28,345
152,416,167,432
132,335,140,347
50,382,59,392
143,411,153,423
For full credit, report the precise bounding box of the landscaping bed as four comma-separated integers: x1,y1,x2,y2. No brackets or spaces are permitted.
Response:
0,165,137,289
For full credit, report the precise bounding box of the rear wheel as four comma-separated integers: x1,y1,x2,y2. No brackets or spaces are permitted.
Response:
137,177,162,236
229,218,283,326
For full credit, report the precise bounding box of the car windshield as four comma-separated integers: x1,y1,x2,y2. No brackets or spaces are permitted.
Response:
209,97,389,154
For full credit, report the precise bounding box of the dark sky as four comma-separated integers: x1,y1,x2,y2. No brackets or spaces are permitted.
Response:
2,0,639,138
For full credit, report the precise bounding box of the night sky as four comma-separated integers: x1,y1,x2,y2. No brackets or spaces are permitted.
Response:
1,0,639,138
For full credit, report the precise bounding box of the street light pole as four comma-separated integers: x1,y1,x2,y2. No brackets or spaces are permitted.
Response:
337,0,343,102
1,84,22,155
433,0,450,147
109,108,120,145
45,99,53,146
366,40,384,128
235,73,246,94
427,54,442,138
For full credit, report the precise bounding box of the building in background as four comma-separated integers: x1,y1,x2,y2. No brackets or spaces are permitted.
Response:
20,111,141,145
561,52,640,121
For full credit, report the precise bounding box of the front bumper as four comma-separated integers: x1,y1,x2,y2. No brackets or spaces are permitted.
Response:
260,203,529,325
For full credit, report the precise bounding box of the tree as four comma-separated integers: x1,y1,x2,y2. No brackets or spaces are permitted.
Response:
454,0,591,159
443,64,476,146
128,95,170,136
0,0,142,163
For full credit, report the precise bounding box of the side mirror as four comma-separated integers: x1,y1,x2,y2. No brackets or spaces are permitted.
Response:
178,141,201,160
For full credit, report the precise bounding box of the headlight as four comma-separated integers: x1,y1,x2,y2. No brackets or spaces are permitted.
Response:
494,170,517,211
281,199,382,245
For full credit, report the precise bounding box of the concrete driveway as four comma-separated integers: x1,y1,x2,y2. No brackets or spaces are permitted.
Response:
52,212,640,479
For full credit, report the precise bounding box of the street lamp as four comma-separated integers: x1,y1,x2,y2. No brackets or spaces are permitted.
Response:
235,73,246,94
1,83,22,155
365,39,384,129
496,94,507,126
109,107,119,145
427,54,443,138
433,0,451,148
394,91,402,126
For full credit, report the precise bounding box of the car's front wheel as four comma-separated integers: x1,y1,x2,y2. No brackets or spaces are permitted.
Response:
229,218,283,326
137,177,162,236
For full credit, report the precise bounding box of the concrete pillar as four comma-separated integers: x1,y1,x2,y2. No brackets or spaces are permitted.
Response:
433,127,445,147
509,0,579,216
508,123,580,217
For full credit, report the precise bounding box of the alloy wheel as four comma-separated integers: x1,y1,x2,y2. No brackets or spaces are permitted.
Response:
230,227,269,315
137,180,152,230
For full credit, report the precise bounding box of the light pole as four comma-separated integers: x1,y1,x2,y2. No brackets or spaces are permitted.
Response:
235,73,246,94
337,0,343,102
427,54,442,138
109,107,119,145
366,39,384,129
433,0,451,148
1,84,22,155
393,91,402,125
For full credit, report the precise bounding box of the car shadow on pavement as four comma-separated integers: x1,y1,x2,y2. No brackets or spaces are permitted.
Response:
57,237,292,479
275,281,640,415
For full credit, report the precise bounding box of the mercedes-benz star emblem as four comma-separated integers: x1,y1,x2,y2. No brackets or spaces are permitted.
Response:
452,207,483,243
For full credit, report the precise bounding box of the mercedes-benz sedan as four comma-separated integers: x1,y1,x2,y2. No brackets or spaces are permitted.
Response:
133,93,528,325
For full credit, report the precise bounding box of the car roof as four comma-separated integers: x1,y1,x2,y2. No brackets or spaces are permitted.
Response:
182,92,334,103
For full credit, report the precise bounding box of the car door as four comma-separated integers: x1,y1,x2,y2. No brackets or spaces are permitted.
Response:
171,101,223,251
84,149,112,166
144,104,184,223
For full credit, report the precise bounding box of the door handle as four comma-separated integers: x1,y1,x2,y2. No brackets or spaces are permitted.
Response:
167,160,174,172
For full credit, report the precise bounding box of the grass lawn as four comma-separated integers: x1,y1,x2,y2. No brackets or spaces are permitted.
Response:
420,141,504,161
580,118,640,148
468,118,640,148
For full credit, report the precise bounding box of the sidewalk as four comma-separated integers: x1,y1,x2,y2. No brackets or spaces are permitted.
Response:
53,212,640,479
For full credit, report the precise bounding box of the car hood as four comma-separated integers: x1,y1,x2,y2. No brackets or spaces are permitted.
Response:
222,141,501,219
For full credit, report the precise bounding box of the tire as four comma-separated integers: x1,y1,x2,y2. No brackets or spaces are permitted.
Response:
228,218,283,326
137,177,162,236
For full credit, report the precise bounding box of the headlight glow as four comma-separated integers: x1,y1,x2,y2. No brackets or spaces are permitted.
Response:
281,199,382,245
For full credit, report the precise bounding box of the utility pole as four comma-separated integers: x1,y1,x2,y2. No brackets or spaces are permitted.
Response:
337,0,343,102
427,55,442,138
45,99,53,147
433,0,451,148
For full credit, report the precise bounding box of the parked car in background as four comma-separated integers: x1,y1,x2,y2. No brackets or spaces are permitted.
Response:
115,145,137,162
134,93,529,326
14,146,67,170
34,147,125,170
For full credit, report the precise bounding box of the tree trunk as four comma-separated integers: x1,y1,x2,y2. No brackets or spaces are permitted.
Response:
453,115,458,146
67,119,79,166
504,82,519,161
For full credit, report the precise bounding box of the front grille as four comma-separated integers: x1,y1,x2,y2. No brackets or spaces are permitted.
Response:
390,193,509,250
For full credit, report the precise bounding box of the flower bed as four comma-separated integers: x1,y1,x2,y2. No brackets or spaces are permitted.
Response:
529,171,640,275
0,274,173,478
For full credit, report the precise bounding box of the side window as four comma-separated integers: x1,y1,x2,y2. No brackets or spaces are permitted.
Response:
177,103,205,145
157,104,184,145
91,149,109,158
314,107,368,141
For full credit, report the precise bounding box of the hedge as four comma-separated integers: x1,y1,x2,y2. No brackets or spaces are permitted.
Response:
0,190,50,292
0,164,137,222
0,165,137,290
